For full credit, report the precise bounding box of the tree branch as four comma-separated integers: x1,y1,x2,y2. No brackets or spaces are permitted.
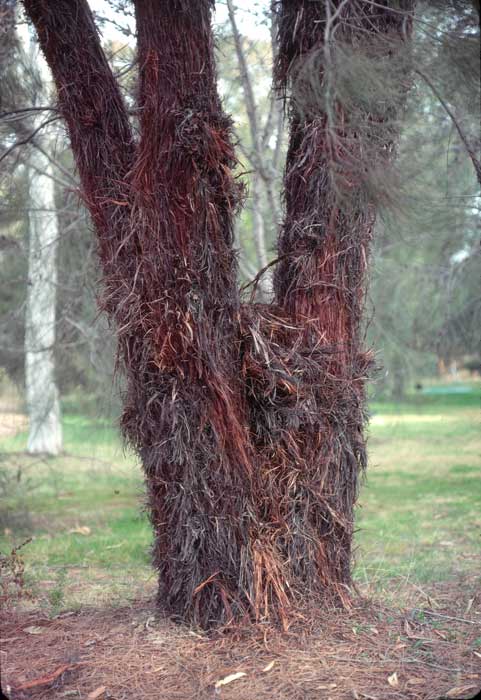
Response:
32,140,78,187
22,0,135,238
226,0,263,168
0,106,59,122
0,115,59,165
415,68,481,187
226,2,280,261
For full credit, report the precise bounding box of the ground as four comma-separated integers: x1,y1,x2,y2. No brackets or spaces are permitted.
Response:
1,383,480,699
2,581,481,700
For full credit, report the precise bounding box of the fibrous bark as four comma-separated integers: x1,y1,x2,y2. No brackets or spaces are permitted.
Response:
268,0,415,600
22,0,415,628
124,0,255,624
23,0,256,627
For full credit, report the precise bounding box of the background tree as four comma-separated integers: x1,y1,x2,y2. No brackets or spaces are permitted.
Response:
224,0,284,299
0,16,128,421
20,28,62,455
368,1,480,397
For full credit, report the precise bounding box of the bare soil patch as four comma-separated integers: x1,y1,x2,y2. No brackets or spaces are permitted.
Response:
1,578,480,700
0,413,27,439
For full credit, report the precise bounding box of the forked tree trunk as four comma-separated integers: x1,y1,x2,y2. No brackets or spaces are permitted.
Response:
23,0,414,627
125,1,256,624
23,0,256,627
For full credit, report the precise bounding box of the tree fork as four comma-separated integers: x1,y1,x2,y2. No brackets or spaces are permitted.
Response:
21,0,136,326
22,0,415,627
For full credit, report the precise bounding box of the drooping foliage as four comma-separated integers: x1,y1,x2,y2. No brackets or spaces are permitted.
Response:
367,1,481,396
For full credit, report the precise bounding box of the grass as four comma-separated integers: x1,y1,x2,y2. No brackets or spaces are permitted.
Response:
357,387,481,598
0,415,153,609
1,383,480,613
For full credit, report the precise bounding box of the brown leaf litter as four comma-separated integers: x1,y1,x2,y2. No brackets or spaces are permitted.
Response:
1,578,480,700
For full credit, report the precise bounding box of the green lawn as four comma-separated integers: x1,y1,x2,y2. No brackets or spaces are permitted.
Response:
357,389,481,598
1,385,480,613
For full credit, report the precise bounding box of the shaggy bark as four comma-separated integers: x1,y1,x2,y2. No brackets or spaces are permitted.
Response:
23,0,255,626
22,0,415,627
270,0,415,599
125,0,256,624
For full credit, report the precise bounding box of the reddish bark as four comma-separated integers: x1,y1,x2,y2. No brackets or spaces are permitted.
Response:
125,0,256,624
23,0,256,626
22,0,415,628
270,0,415,598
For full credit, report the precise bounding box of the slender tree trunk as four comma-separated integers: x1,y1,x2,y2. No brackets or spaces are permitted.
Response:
25,143,62,455
391,353,406,400
20,30,62,456
251,174,272,300
226,0,278,298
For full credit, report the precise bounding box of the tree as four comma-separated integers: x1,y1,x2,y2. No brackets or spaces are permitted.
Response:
367,1,480,397
0,1,62,453
21,30,62,455
225,1,284,299
0,26,133,415
21,0,415,628
269,0,416,603
218,0,480,399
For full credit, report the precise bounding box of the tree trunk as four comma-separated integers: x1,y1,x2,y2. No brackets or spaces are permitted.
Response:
391,354,407,400
20,30,62,456
125,0,257,625
23,0,256,627
23,0,415,627
251,174,272,300
25,143,62,455
268,0,415,601
226,1,279,300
